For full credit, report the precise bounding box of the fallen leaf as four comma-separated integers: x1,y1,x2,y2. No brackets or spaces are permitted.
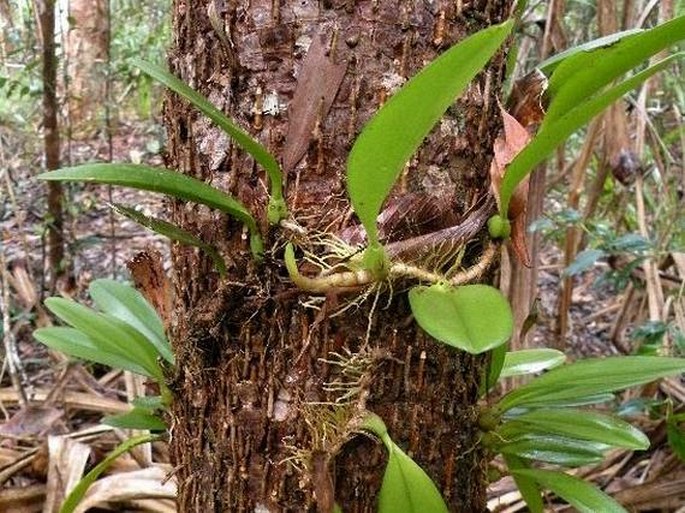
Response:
43,436,91,513
0,406,63,437
73,465,176,513
0,484,45,513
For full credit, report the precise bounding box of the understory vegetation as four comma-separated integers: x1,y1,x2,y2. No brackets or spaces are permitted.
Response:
0,1,684,512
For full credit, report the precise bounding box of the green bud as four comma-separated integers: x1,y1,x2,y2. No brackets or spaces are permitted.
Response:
488,215,511,239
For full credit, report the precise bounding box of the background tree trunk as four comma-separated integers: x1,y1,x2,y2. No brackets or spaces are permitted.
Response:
66,0,108,130
164,1,510,511
37,0,64,288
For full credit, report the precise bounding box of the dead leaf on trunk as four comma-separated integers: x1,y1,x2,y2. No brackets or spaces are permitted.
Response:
506,69,548,130
282,30,348,175
126,249,173,332
489,70,549,267
489,105,532,266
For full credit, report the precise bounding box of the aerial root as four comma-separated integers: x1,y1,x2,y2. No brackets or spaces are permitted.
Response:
286,241,500,293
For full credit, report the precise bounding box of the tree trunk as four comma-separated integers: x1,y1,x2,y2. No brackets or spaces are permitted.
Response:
37,0,64,288
66,0,108,130
164,2,510,511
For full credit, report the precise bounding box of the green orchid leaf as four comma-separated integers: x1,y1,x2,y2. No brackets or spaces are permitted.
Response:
132,58,286,222
497,356,685,412
103,408,168,431
112,203,227,277
34,327,151,377
409,284,513,354
89,278,174,364
498,434,606,467
500,409,649,450
37,163,263,257
347,20,513,246
131,395,165,411
544,16,685,125
378,440,449,513
500,54,683,216
511,469,627,513
485,343,508,391
60,433,161,513
518,393,616,409
499,348,566,379
43,297,163,380
361,412,389,441
538,28,644,75
503,454,544,513
361,413,448,513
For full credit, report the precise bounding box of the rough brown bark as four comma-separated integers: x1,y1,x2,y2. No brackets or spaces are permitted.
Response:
164,2,510,511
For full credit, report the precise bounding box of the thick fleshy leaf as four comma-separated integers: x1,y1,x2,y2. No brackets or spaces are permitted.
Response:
102,408,167,431
34,327,151,377
544,16,685,125
132,58,286,222
60,433,161,513
347,21,513,245
89,279,174,364
511,469,627,513
361,412,389,440
131,395,164,411
500,409,648,450
361,413,448,513
520,393,616,409
378,440,449,513
112,203,226,277
44,298,163,380
499,54,683,217
485,343,508,391
37,163,263,256
538,28,644,74
409,284,513,354
498,434,606,467
499,349,566,378
497,356,685,412
503,454,543,513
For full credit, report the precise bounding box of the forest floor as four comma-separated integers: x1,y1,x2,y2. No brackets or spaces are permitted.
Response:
0,121,683,512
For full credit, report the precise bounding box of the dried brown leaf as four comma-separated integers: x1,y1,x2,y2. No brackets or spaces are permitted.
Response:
0,387,130,414
489,105,531,266
0,447,24,468
506,69,548,130
8,261,37,310
282,31,348,174
126,249,173,332
43,436,91,513
0,484,45,513
73,465,176,513
0,406,63,437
